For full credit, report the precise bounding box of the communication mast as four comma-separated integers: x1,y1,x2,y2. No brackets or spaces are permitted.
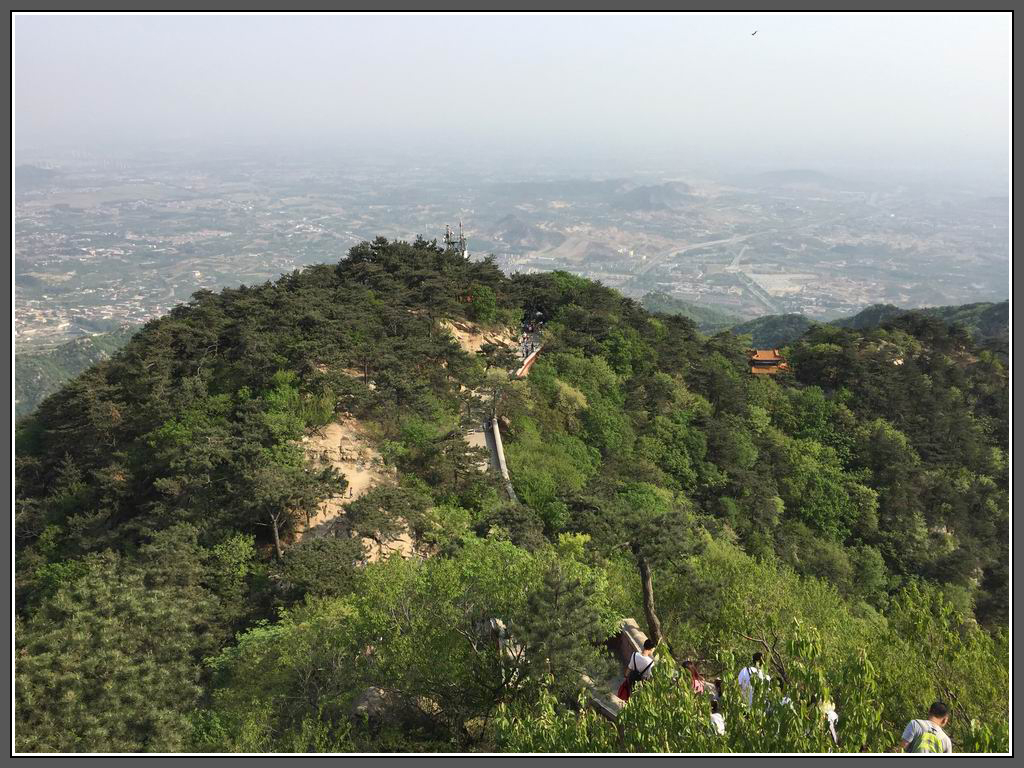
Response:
444,221,469,259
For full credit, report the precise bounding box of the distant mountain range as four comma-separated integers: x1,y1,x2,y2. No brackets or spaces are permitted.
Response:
833,302,1009,339
490,214,566,250
486,179,697,213
729,313,817,347
735,301,1008,349
639,292,743,331
613,181,694,212
643,294,1008,350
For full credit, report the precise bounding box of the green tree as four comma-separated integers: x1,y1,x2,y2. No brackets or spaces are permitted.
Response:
16,547,215,752
468,284,499,324
573,482,699,647
511,535,617,702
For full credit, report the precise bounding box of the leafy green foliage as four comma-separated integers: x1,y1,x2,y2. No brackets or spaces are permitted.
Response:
201,536,616,750
496,554,1008,753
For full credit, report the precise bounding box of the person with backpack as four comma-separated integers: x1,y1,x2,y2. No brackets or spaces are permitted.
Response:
738,652,770,707
900,702,953,753
616,638,657,702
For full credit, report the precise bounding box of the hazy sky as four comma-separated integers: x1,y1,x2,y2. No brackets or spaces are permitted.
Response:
14,12,1011,176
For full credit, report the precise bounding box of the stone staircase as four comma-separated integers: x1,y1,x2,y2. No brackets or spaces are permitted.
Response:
588,618,649,721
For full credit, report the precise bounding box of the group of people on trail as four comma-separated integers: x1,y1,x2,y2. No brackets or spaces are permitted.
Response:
614,646,954,752
520,333,537,360
520,313,543,359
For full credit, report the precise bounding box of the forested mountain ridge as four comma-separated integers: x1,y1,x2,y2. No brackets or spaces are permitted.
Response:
834,301,1008,347
14,238,1008,752
728,313,816,347
649,299,1008,350
639,291,742,332
12,295,1004,426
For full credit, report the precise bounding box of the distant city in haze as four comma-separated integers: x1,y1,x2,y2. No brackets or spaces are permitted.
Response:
14,12,1010,348
15,149,1008,348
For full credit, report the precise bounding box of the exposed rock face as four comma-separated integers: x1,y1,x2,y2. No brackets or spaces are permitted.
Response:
351,687,391,724
439,318,517,356
298,414,414,561
299,416,391,541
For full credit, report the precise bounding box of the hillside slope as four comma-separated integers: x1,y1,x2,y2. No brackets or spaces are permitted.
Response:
640,291,742,331
835,301,1008,345
15,326,136,420
729,313,817,347
14,238,1008,753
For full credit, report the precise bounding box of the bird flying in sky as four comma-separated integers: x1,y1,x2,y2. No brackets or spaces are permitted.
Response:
752,30,758,36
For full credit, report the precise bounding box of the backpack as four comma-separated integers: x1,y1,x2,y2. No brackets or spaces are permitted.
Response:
628,655,655,687
909,722,946,753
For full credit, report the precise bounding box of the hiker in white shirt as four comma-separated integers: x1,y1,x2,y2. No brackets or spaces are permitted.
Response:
710,699,726,735
617,638,657,702
626,640,657,682
712,700,729,737
900,702,953,753
738,651,770,707
825,706,839,747
811,696,839,748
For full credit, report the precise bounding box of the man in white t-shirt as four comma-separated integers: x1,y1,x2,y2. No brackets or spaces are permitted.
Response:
826,707,839,746
616,638,657,702
900,702,953,753
738,651,770,707
626,639,657,683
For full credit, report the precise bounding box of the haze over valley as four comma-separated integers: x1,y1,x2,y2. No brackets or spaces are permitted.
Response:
15,151,1009,350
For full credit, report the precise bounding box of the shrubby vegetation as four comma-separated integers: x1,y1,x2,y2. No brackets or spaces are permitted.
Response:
15,238,1008,752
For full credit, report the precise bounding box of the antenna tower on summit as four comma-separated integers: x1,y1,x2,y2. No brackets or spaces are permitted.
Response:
444,221,469,259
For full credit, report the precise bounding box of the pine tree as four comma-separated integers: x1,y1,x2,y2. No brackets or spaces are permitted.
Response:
514,560,611,702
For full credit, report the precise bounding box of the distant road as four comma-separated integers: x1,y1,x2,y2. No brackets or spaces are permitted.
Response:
737,272,780,314
726,244,750,272
639,209,852,278
637,230,775,276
